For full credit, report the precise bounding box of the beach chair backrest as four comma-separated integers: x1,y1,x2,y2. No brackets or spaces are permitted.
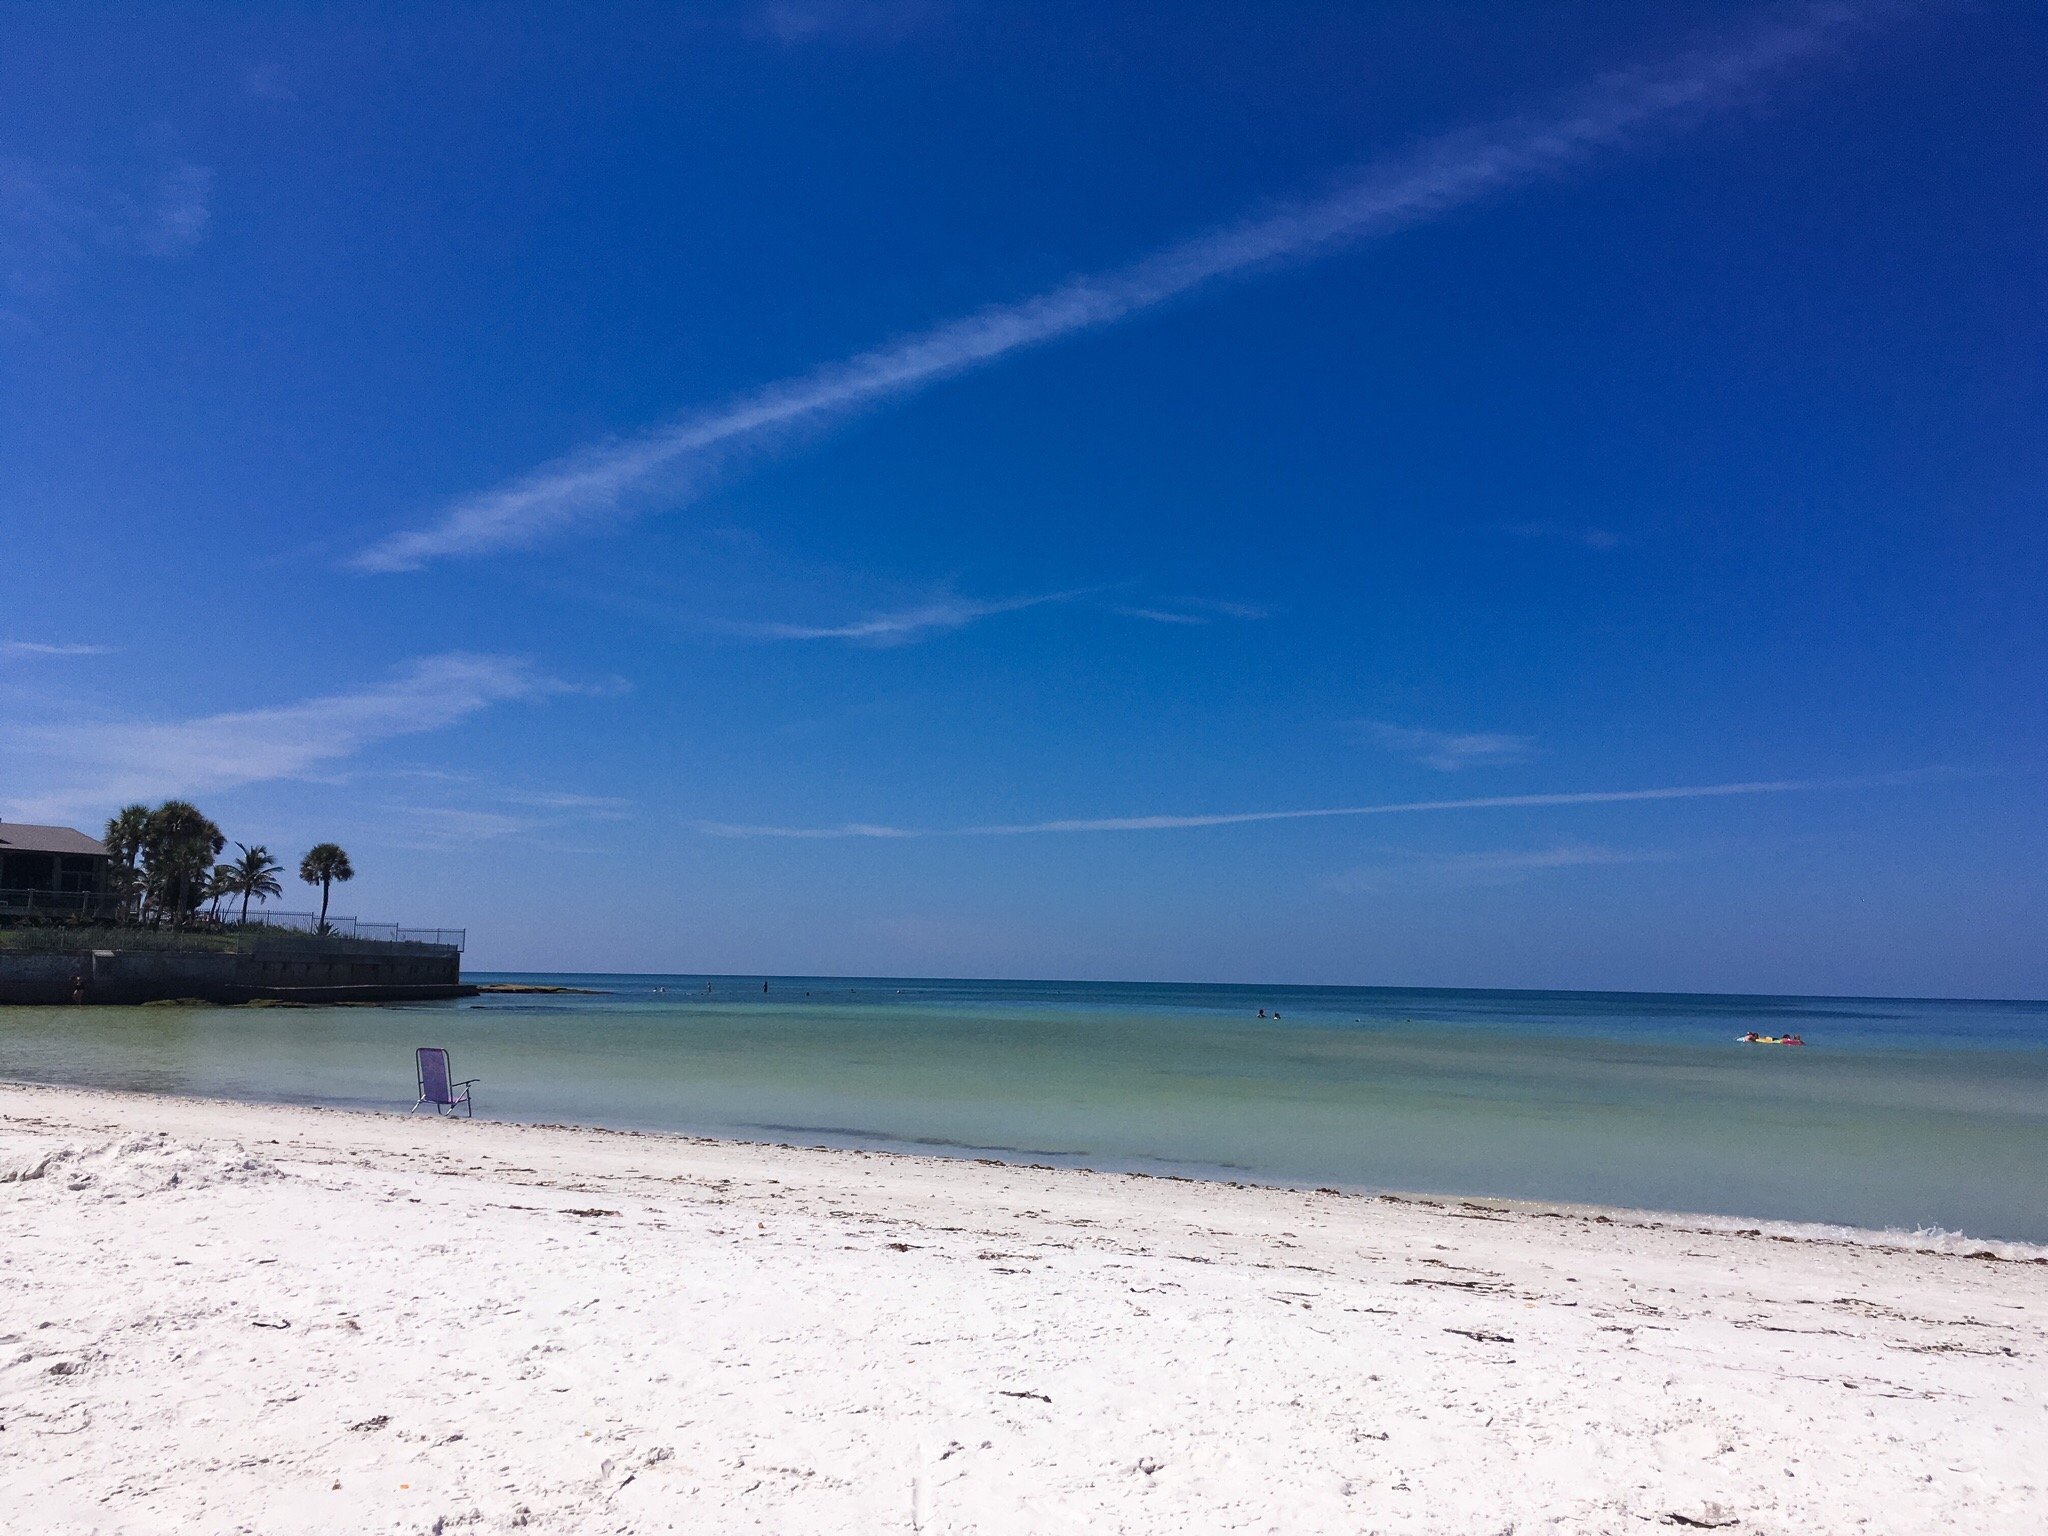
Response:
417,1046,454,1105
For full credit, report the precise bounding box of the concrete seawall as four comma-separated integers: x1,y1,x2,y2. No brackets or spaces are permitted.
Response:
0,940,473,1005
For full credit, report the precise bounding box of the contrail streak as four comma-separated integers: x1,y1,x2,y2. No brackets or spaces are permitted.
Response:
690,770,1936,839
352,2,1909,574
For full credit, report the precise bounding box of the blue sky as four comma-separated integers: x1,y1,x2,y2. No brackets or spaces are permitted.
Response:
3,1,2044,995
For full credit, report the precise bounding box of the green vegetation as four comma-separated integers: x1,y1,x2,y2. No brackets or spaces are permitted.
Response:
201,866,236,920
103,804,150,870
4,804,379,949
223,844,285,924
298,843,354,930
135,800,224,922
76,803,361,937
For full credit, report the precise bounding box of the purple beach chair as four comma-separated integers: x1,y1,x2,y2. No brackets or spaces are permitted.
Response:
412,1047,478,1117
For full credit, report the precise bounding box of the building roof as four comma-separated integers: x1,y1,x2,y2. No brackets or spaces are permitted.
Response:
0,823,111,858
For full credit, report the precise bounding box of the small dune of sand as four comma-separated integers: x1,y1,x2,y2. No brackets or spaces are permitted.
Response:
1,1130,283,1197
0,1081,2041,1534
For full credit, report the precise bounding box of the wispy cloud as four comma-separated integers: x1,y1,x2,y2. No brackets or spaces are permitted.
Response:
1,653,567,822
246,65,297,103
498,790,633,816
1327,841,1673,892
692,771,1930,839
382,800,632,848
755,0,945,45
1192,599,1269,621
0,156,86,306
136,164,212,257
352,2,1908,574
1,155,214,309
1435,842,1670,873
1497,521,1624,551
352,776,633,847
698,820,922,840
1,640,117,659
371,765,479,786
728,590,1077,646
387,804,538,843
1366,721,1535,771
1111,598,1269,626
355,768,632,816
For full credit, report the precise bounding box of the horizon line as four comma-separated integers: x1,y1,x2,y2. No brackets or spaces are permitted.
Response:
453,965,2045,1008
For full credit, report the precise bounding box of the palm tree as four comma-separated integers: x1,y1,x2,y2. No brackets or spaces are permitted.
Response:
224,843,284,924
103,804,151,921
141,801,225,925
101,860,142,922
298,843,354,931
104,804,151,870
201,865,235,921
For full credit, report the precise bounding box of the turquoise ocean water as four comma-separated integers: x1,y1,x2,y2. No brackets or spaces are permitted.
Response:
3,975,2044,1243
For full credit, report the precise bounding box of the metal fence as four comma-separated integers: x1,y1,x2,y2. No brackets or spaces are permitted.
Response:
223,910,466,949
0,892,463,950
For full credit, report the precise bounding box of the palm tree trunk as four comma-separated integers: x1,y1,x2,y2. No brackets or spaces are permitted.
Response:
240,889,252,924
319,878,331,929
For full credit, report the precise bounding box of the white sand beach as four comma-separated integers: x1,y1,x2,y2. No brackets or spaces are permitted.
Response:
2,1081,2042,1535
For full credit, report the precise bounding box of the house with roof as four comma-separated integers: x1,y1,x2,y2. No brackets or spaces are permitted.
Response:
0,822,114,918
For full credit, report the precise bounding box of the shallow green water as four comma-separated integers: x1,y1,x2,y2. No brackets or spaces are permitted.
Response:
4,974,2044,1242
